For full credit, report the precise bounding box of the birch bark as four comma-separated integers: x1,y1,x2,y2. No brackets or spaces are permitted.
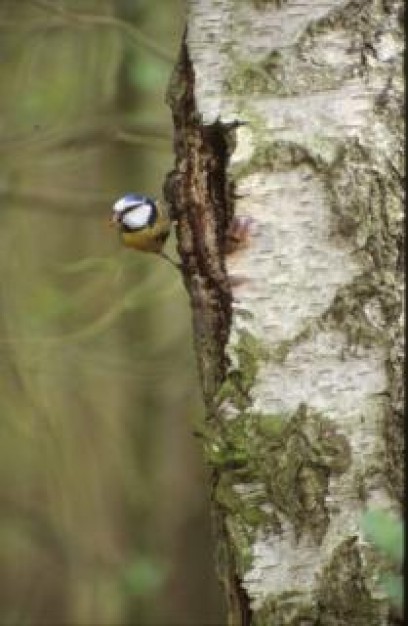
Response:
165,1,404,624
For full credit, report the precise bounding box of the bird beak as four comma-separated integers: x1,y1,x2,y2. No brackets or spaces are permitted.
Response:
108,214,118,227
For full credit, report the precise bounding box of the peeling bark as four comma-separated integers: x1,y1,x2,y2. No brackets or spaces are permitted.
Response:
164,1,404,624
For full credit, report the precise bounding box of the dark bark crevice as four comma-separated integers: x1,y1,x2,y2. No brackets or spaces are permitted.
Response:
164,31,253,626
164,32,234,409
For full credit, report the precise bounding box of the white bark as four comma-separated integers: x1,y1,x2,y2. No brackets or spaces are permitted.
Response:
181,0,403,622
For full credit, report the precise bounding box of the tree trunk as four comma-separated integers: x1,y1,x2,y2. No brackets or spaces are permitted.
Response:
164,1,404,624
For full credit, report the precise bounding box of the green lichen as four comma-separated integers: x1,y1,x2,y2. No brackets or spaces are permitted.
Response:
216,471,271,576
225,516,254,575
269,322,316,365
316,537,388,625
225,48,352,98
251,0,287,9
252,404,352,543
323,135,403,507
253,595,317,626
231,139,311,181
204,413,253,470
210,400,352,576
216,329,269,412
326,140,402,271
224,53,283,96
230,136,343,186
323,272,395,349
210,328,353,576
252,538,387,625
257,412,286,438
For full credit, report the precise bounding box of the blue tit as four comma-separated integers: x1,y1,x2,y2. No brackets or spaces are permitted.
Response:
110,193,177,265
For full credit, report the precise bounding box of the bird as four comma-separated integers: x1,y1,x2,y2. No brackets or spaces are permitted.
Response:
110,193,253,271
109,193,177,266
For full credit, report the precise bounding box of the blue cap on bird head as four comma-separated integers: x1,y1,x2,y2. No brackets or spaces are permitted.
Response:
112,194,156,229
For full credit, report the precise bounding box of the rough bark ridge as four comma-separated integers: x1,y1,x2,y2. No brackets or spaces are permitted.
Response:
164,38,233,407
165,1,403,624
164,37,252,624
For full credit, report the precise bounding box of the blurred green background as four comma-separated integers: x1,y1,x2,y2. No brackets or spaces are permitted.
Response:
0,1,225,624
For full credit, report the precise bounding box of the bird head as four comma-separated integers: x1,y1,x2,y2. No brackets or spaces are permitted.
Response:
110,194,156,230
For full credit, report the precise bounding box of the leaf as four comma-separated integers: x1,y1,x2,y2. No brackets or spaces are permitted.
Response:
361,510,403,565
380,573,403,610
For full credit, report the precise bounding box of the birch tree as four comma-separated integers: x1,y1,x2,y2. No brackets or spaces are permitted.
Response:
164,0,404,624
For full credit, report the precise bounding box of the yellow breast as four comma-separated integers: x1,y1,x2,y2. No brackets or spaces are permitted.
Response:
121,201,170,253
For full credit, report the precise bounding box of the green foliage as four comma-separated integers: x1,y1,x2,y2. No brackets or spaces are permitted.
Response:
361,509,403,611
362,510,403,565
130,52,170,91
121,556,168,597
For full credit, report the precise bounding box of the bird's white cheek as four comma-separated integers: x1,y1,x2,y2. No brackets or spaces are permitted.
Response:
122,204,152,229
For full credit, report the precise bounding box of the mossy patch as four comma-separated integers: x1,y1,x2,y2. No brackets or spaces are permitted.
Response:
316,537,387,625
253,595,317,626
323,137,403,505
252,537,387,625
216,471,272,576
216,329,269,412
208,328,353,572
208,398,352,574
252,404,352,543
250,0,287,9
225,48,351,98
